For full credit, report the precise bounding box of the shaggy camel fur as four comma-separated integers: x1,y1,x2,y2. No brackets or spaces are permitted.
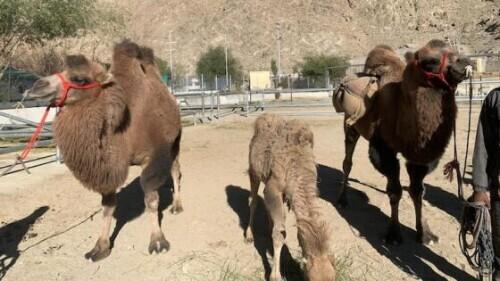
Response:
24,40,182,261
344,39,471,244
247,113,335,281
338,45,406,207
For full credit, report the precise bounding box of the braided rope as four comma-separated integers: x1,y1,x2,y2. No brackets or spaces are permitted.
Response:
459,201,494,278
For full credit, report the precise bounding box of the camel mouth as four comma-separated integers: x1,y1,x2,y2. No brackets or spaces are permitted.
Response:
24,87,57,100
24,77,60,100
447,65,468,83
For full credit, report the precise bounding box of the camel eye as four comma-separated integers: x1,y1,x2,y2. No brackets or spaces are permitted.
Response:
420,57,440,72
70,76,91,85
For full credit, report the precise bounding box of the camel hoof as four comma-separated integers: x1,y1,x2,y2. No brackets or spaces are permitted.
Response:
148,232,170,254
384,226,403,245
418,231,439,245
84,239,111,262
170,201,184,215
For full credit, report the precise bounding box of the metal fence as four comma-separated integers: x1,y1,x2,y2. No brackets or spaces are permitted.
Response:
0,77,499,176
1,75,499,152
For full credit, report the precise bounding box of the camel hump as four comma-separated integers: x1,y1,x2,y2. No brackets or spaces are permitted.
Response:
364,46,402,72
139,47,155,65
333,74,378,126
114,39,141,59
373,44,394,52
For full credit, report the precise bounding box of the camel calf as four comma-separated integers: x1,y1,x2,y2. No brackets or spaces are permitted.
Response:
247,113,335,281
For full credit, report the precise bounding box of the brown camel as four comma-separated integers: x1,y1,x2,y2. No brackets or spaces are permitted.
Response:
247,113,335,281
338,45,406,206
341,39,472,244
24,40,183,261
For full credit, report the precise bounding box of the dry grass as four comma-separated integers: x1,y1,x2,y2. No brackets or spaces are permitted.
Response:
160,250,356,281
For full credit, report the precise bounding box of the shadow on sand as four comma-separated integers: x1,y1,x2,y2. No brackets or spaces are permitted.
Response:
109,176,173,247
0,206,49,280
225,185,304,281
317,163,475,281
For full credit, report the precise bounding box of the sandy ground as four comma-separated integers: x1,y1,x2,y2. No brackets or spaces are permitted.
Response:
0,105,484,281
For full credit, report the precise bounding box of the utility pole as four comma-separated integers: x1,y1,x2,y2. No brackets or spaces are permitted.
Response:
223,7,229,91
225,33,229,90
276,22,282,76
167,31,176,92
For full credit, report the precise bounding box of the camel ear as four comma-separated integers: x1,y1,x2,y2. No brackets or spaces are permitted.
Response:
404,52,415,63
96,72,115,86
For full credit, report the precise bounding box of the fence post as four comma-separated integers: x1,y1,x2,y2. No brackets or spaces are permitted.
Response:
201,89,205,119
55,107,63,164
246,90,249,117
217,89,220,117
479,75,483,96
210,90,214,118
261,90,265,111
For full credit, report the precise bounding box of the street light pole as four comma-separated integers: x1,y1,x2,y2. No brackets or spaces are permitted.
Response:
225,34,229,91
276,22,282,76
167,31,176,93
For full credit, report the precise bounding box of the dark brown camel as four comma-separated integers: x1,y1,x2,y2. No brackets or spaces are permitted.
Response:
24,40,183,261
341,39,472,244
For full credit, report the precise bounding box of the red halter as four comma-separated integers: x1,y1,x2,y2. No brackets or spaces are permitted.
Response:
54,73,102,107
415,52,454,92
18,74,102,160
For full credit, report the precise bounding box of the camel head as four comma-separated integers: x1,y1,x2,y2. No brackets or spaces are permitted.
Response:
414,39,472,89
25,55,114,106
305,254,336,281
299,221,336,281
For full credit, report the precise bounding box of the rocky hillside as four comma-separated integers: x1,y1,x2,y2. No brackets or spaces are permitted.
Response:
109,0,499,72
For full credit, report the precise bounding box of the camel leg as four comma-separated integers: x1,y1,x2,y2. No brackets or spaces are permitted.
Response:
170,157,183,214
245,171,260,243
264,178,286,281
407,162,439,244
85,192,116,261
338,122,360,207
369,135,403,244
141,161,170,254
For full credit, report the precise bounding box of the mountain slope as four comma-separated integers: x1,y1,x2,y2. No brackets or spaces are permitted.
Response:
111,0,499,72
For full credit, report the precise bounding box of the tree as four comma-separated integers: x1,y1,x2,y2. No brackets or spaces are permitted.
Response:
271,59,278,76
155,57,171,81
296,54,349,85
196,46,242,87
0,0,120,63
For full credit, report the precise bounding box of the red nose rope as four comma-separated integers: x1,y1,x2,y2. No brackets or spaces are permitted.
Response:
1,74,101,176
416,52,454,92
